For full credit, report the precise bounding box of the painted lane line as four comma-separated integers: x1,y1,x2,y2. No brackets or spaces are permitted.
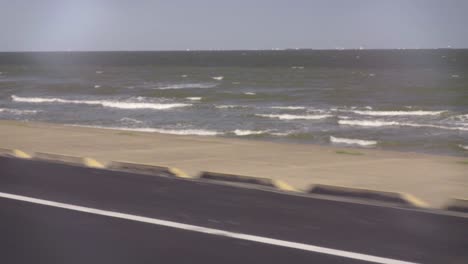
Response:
0,191,418,264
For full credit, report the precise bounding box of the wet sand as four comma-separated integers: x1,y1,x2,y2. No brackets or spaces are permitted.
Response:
0,119,466,207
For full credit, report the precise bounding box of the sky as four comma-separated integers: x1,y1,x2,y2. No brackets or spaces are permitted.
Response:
1,0,468,51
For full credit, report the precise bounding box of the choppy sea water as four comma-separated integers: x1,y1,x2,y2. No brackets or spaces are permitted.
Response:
0,50,467,156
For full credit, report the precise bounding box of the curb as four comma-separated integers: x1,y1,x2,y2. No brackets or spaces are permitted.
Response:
199,171,297,192
445,198,468,213
0,148,32,159
34,152,104,168
308,184,429,208
108,161,191,179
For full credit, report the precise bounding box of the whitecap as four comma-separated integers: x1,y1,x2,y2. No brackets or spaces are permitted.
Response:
459,145,468,150
244,92,256,95
69,125,222,136
339,119,468,131
181,74,188,78
94,85,101,88
215,105,249,109
11,95,191,110
330,136,377,147
95,71,103,74
233,129,268,136
350,110,446,116
119,117,143,124
0,108,39,115
256,114,332,120
212,76,224,81
156,83,217,90
270,106,306,110
338,120,401,127
451,74,460,78
186,97,202,101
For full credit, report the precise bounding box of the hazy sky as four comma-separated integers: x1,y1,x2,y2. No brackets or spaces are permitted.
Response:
1,0,467,51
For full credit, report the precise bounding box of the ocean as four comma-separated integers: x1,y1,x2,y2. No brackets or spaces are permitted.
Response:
0,50,467,156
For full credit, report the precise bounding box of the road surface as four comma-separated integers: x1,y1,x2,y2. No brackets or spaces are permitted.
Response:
0,156,467,264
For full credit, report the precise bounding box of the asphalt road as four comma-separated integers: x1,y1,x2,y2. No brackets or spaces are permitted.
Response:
0,156,467,264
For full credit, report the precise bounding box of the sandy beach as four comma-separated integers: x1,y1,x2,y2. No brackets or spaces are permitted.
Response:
0,119,466,207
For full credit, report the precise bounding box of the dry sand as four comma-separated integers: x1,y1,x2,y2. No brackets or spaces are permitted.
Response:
0,119,466,207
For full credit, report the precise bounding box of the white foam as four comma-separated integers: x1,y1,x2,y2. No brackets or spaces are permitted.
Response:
156,83,217,90
0,108,39,115
459,145,468,150
330,136,377,147
215,105,249,109
270,106,306,110
257,114,332,120
339,120,401,127
11,95,191,110
95,71,103,74
350,110,446,116
233,129,268,136
291,66,305,69
244,92,256,95
186,97,202,101
212,76,224,81
69,125,222,136
119,117,143,124
339,119,468,131
94,85,101,88
451,74,460,78
181,74,188,78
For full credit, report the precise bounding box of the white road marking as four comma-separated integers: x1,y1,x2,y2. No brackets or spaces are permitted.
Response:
0,191,418,264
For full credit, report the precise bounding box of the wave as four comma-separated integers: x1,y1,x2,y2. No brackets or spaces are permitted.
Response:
339,119,468,131
459,145,468,150
270,106,306,110
0,108,39,115
256,114,332,120
11,95,191,110
233,129,268,136
338,120,400,127
119,117,143,124
215,105,249,109
350,110,447,116
69,125,221,136
212,76,224,81
155,83,217,90
186,97,202,101
330,136,377,146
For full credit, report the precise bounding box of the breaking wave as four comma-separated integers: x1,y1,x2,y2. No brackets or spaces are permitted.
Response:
69,125,222,136
350,110,447,116
233,129,268,136
186,97,202,101
339,119,468,131
215,105,249,109
155,83,217,90
270,106,306,110
11,95,191,110
330,136,377,146
0,108,39,115
256,114,332,120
